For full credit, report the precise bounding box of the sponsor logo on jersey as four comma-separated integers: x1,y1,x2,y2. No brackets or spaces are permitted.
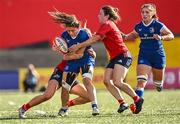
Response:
149,27,155,33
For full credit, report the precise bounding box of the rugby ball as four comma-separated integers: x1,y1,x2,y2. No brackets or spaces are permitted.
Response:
54,37,68,54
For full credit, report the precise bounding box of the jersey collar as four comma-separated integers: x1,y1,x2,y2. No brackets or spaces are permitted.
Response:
70,29,81,39
142,19,154,27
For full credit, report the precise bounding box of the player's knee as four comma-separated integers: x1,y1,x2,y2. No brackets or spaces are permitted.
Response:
103,78,111,87
113,80,124,88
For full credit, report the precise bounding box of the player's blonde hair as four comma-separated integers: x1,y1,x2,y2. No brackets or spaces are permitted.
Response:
101,5,121,22
48,9,80,28
141,3,158,20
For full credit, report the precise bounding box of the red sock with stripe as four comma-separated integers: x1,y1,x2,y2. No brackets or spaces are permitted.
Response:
133,96,140,102
22,103,31,111
67,100,75,107
118,99,125,105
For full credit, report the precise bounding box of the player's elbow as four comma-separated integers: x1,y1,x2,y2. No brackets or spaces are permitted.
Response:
171,34,175,40
166,33,174,41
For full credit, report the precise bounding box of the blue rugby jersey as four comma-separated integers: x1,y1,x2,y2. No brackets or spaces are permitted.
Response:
134,19,165,51
61,29,94,66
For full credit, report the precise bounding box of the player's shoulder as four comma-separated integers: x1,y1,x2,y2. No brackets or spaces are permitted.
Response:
79,28,86,33
134,21,143,28
79,28,89,35
106,20,116,27
99,20,112,27
153,19,164,26
61,30,67,35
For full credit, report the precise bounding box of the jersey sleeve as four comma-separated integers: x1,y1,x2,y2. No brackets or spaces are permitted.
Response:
83,30,91,49
134,23,139,33
82,28,92,37
61,31,66,39
96,23,111,37
156,21,165,32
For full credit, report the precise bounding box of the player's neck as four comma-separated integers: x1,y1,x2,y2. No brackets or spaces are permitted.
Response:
142,19,154,26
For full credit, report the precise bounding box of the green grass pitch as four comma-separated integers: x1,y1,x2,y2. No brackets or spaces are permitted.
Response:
0,90,180,124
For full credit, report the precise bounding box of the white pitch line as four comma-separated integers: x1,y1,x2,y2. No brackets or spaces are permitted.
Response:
34,110,46,115
8,101,16,106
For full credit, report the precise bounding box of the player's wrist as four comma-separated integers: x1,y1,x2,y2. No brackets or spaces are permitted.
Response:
121,33,127,39
160,36,164,41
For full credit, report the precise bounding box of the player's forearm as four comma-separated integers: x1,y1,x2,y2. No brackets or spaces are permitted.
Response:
63,54,83,60
161,33,174,41
124,33,137,41
76,47,86,54
78,35,100,48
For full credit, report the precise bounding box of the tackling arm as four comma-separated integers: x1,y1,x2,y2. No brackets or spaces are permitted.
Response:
68,35,101,52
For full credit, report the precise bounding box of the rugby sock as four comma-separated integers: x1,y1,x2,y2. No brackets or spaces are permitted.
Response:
67,100,75,107
135,88,144,98
61,106,68,110
133,95,140,103
118,99,125,105
91,101,98,108
22,103,31,111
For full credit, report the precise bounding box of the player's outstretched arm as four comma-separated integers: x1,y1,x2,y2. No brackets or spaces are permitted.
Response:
69,35,101,52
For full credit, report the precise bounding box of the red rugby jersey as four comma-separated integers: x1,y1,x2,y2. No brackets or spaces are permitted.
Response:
96,20,128,59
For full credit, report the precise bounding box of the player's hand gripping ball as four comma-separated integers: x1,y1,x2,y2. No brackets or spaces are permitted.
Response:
54,37,68,54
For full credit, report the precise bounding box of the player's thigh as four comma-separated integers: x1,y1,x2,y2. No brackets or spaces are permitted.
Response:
70,84,89,100
113,64,128,82
43,80,59,97
104,68,113,83
50,67,64,89
137,64,151,76
152,67,165,81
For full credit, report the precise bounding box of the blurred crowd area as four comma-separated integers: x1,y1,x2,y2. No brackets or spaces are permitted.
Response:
0,43,107,69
